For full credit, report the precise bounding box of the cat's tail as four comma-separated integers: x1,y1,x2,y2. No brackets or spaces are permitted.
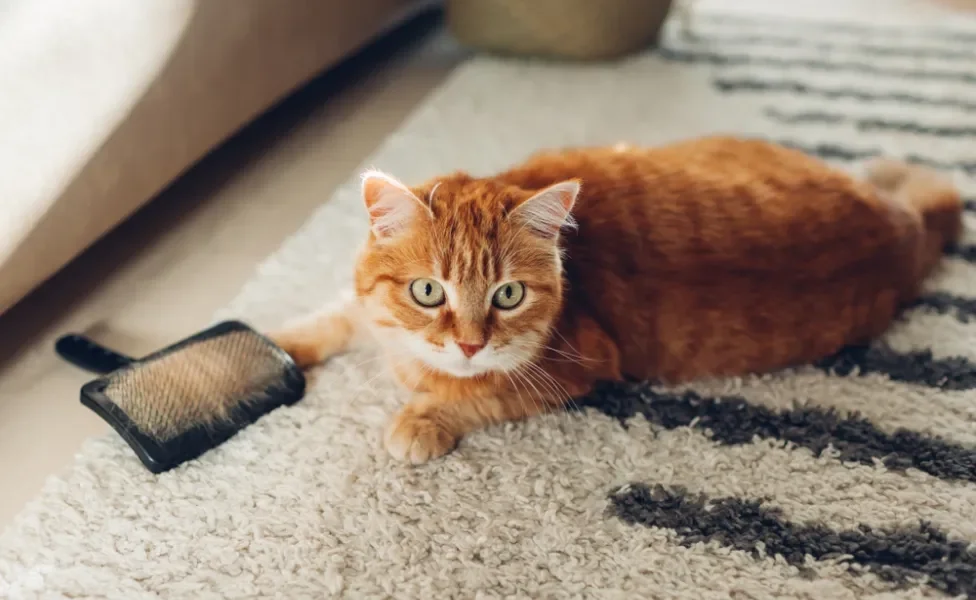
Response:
865,158,963,280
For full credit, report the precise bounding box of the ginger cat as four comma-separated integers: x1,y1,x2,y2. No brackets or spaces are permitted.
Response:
270,137,962,464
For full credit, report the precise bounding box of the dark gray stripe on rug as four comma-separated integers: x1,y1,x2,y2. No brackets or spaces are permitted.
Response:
947,244,976,262
695,12,976,44
579,383,976,482
714,78,976,113
658,48,976,86
912,292,976,323
609,483,976,598
774,139,976,175
710,134,976,184
685,33,976,62
764,108,976,138
816,344,976,391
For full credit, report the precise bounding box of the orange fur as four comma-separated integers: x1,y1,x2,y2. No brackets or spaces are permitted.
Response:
270,136,961,463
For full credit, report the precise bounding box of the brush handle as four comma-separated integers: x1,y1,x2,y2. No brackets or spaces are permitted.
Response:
55,334,134,375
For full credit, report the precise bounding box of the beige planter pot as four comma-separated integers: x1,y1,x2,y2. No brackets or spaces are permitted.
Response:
446,0,674,60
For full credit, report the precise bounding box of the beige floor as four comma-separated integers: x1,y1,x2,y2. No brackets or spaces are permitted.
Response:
0,17,463,527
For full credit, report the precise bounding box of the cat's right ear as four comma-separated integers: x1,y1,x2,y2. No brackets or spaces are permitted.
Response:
361,170,431,238
511,179,580,240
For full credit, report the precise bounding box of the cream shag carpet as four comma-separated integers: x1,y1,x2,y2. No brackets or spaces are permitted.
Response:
3,1,976,598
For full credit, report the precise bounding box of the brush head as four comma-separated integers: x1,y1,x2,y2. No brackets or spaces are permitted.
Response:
80,321,305,473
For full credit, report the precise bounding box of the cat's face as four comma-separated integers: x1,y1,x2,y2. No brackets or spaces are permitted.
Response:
354,171,579,378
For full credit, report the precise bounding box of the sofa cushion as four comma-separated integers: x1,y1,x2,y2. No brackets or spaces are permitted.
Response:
0,0,431,316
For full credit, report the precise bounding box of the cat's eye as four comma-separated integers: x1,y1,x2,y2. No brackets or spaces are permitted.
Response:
409,278,445,307
492,282,526,310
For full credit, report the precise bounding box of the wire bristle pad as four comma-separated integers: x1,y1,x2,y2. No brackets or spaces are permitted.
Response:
103,330,290,442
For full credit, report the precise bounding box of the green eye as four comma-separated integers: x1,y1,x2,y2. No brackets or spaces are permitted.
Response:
409,278,445,307
492,282,525,310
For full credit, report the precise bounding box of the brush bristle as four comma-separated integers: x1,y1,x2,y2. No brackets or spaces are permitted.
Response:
103,330,290,442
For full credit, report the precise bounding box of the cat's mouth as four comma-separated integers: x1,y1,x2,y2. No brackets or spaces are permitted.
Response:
429,357,491,379
398,334,526,379
418,338,542,379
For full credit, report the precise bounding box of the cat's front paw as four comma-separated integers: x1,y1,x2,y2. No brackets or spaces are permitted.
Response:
384,408,459,464
267,328,328,368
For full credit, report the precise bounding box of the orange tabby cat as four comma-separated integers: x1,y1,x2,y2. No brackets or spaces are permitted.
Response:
270,136,961,464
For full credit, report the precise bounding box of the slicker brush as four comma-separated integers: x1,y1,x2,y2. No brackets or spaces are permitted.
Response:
55,321,306,473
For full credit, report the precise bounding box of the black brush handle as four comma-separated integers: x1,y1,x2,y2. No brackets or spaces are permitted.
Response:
55,334,135,375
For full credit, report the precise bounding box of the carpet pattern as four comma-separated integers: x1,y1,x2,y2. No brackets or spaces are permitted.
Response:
3,1,976,598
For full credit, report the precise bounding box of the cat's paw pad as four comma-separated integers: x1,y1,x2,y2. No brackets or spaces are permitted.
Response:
384,410,458,464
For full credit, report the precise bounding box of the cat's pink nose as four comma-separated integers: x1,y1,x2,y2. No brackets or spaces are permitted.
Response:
457,342,485,358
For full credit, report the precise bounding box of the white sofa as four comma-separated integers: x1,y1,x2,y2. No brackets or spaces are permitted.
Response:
0,0,432,316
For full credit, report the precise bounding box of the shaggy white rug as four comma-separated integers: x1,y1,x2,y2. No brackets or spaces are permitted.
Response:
4,1,976,598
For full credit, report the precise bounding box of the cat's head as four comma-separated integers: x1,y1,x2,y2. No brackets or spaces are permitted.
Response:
353,169,579,378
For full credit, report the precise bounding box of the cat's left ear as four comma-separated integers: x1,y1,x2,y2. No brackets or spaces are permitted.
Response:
361,170,432,238
511,180,580,240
